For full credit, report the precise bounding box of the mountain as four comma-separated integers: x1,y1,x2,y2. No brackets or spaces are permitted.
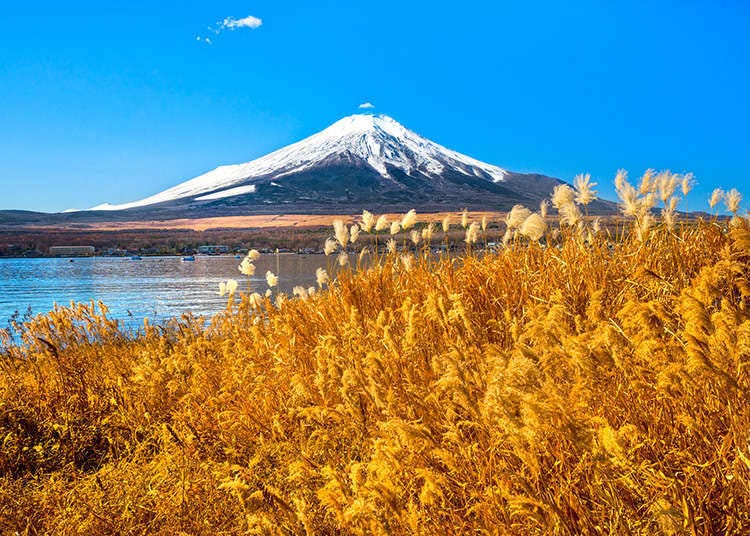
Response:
2,114,615,223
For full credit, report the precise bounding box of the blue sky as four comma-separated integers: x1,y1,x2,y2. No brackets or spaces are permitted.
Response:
1,0,748,212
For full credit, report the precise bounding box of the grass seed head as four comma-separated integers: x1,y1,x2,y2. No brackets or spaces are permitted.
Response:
239,258,256,276
324,239,338,256
506,205,532,230
725,188,742,214
552,184,576,209
361,210,375,233
316,267,330,287
350,224,361,244
681,173,694,196
375,214,389,232
519,213,546,242
410,230,421,246
333,219,349,248
574,173,598,205
442,216,451,234
709,188,724,209
401,209,418,230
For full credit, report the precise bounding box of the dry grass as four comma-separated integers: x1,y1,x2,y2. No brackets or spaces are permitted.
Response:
1,173,749,534
18,211,506,232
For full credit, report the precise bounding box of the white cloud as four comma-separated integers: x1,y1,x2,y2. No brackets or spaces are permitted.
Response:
359,102,375,109
218,15,263,31
199,14,262,45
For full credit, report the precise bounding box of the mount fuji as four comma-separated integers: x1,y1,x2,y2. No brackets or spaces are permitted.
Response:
3,114,615,223
81,113,615,217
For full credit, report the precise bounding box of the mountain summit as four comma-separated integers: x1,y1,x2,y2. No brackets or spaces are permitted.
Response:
85,114,608,216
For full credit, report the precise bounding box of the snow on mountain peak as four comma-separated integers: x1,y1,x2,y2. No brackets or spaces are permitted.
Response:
89,114,508,211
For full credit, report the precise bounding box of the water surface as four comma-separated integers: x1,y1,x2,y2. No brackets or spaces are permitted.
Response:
0,255,332,328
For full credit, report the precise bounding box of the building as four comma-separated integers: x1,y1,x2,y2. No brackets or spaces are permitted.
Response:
49,245,95,256
197,245,229,255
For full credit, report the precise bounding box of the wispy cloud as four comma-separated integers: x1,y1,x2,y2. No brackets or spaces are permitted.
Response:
219,15,263,30
198,14,263,44
359,102,375,109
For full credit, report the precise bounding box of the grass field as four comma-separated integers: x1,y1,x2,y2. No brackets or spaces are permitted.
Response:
0,210,507,257
1,173,749,534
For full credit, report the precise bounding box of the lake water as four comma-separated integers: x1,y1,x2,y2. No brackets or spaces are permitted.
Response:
0,255,334,328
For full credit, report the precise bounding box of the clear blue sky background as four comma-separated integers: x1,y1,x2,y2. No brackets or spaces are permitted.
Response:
1,0,748,212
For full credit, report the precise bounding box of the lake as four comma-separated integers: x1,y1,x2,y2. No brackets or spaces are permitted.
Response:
0,255,334,328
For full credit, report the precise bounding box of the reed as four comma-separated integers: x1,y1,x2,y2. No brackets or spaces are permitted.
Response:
0,171,748,535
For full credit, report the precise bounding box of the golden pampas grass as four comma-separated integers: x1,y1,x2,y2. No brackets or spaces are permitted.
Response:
559,203,582,227
248,249,261,261
337,251,349,267
315,267,329,287
442,215,451,234
709,188,724,210
519,212,546,242
350,224,361,244
390,221,401,235
725,188,742,214
614,168,628,191
502,227,512,245
266,271,278,288
324,238,338,256
637,212,653,241
400,253,414,271
386,238,397,254
662,208,676,230
505,205,532,230
616,179,639,218
573,173,597,205
239,257,256,276
333,219,349,248
410,230,421,246
361,210,375,233
8,172,750,536
551,184,576,209
248,292,263,309
464,222,480,244
358,246,369,264
639,169,655,195
421,222,435,243
681,173,694,196
375,214,389,232
401,209,418,230
540,199,549,219
656,171,678,203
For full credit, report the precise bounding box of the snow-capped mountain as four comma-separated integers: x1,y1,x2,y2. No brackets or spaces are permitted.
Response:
90,114,510,211
72,113,611,217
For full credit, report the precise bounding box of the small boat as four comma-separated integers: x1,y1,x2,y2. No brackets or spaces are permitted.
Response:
130,255,142,260
181,255,195,262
